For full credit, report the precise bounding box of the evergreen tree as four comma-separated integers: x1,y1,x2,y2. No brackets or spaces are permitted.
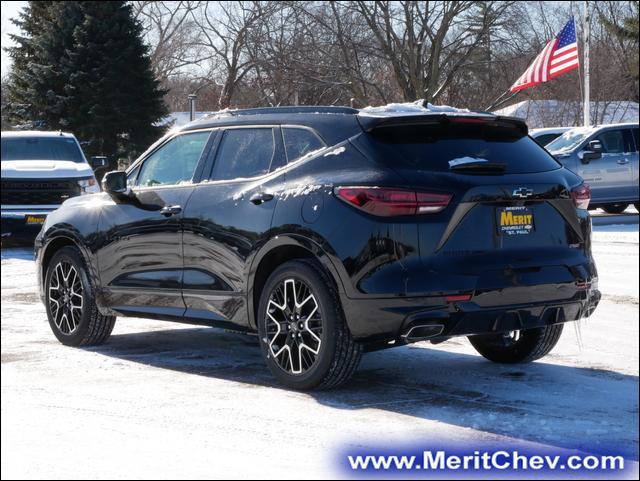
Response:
5,1,167,159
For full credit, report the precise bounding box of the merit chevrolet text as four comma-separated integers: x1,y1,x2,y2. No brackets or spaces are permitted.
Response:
35,106,601,390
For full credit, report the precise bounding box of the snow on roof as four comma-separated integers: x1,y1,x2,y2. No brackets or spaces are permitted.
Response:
529,127,572,134
1,130,76,138
157,111,217,128
493,100,639,129
359,100,472,117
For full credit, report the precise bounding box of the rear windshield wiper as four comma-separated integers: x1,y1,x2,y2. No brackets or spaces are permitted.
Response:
449,162,506,173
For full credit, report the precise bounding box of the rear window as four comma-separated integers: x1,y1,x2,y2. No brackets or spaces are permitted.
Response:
282,127,325,162
1,137,85,163
366,123,561,174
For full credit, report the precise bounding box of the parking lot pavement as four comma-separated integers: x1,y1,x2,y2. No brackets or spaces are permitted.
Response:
1,227,639,479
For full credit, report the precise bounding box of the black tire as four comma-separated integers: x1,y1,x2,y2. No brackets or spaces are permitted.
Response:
44,246,116,346
601,203,629,214
257,259,362,390
468,324,564,364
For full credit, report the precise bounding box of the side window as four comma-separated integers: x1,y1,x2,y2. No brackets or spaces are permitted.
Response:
594,129,625,154
127,164,140,188
211,128,274,180
282,127,325,162
137,131,210,187
632,128,639,152
533,134,559,146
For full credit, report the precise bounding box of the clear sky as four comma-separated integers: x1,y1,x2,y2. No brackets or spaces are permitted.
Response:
1,1,27,77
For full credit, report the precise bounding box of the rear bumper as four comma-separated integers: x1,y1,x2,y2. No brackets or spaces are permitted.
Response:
342,284,601,343
1,208,56,243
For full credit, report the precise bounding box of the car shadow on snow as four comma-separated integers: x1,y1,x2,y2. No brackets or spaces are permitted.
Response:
86,326,639,460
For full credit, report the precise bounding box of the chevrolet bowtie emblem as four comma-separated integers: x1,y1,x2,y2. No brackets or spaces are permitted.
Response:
512,187,534,198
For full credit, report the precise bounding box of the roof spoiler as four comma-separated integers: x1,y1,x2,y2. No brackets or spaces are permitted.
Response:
357,113,528,136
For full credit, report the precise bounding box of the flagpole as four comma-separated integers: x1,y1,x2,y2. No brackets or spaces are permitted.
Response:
583,0,590,126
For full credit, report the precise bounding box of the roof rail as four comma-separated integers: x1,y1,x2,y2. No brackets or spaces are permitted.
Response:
202,105,359,119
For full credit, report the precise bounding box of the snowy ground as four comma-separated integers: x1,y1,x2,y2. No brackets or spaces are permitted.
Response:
1,224,638,479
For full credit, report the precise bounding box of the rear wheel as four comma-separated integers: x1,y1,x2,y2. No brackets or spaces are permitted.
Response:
45,246,116,346
468,324,563,363
257,259,362,390
601,203,629,214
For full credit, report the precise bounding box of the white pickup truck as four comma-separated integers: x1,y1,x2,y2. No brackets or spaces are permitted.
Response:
1,131,104,243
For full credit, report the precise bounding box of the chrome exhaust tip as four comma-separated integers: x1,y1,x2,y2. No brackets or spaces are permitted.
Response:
401,324,445,342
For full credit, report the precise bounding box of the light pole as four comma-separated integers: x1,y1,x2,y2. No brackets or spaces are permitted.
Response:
187,80,220,122
583,0,590,127
188,94,197,122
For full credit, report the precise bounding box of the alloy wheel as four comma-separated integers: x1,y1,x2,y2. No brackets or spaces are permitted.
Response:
48,261,83,335
265,278,323,375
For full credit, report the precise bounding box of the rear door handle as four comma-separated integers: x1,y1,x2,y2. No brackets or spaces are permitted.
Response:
160,205,182,217
249,192,274,205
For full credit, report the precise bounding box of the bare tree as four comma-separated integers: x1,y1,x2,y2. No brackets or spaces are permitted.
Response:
132,1,204,83
127,0,638,114
191,1,281,108
332,1,515,103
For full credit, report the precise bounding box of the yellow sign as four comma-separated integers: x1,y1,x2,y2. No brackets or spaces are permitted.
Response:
26,215,46,225
500,211,533,227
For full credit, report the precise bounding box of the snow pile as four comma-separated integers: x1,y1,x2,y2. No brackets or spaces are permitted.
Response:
360,100,471,117
448,157,489,168
493,100,639,128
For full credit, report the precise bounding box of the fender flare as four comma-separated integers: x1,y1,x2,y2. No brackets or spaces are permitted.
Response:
40,228,110,315
246,233,350,329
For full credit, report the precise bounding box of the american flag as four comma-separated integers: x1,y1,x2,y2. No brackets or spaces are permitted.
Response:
510,18,580,92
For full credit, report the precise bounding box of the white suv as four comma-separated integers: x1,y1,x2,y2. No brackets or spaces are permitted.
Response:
1,131,103,242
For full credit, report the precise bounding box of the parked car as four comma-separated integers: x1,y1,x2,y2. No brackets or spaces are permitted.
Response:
530,127,572,147
1,131,106,243
35,106,601,390
546,123,639,214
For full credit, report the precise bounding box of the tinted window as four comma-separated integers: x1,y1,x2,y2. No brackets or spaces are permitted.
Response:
595,129,626,153
1,137,84,163
632,128,639,152
283,127,325,162
366,123,560,174
211,128,274,180
137,131,210,187
533,133,561,146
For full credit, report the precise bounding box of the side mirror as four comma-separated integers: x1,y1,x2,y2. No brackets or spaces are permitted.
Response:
581,140,603,164
101,170,131,199
90,156,109,171
588,140,603,152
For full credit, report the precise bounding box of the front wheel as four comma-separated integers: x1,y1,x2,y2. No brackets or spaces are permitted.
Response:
468,324,564,364
45,246,116,346
257,259,362,390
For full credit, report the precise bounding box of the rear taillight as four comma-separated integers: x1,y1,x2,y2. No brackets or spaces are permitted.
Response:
445,294,472,302
334,187,451,216
571,183,591,210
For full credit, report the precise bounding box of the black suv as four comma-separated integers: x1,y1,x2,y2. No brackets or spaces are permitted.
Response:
35,106,600,390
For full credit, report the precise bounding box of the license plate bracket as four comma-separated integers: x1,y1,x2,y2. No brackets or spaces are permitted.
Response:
496,206,534,236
